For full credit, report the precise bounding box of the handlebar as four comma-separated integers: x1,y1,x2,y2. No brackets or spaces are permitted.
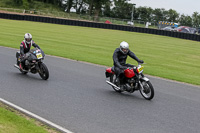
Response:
123,63,146,70
138,62,146,65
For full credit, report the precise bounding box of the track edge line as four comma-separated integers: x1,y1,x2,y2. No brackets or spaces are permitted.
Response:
0,98,73,133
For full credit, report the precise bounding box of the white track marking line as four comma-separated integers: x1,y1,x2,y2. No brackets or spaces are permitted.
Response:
0,98,73,133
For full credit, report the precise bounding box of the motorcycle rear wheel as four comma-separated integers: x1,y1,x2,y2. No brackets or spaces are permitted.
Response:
20,69,28,74
39,63,49,80
139,81,154,100
110,74,122,93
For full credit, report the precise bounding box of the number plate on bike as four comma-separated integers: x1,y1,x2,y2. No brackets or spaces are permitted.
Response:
36,53,43,59
138,66,144,73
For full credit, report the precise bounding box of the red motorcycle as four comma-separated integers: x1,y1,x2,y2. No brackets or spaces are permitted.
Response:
105,64,154,100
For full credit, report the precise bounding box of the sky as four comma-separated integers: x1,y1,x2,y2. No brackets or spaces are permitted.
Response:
129,0,200,16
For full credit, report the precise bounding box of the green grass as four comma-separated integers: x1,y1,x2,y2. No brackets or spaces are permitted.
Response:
0,18,200,85
0,103,57,133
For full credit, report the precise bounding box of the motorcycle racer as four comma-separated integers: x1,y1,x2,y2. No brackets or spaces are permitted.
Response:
19,33,40,70
113,41,144,89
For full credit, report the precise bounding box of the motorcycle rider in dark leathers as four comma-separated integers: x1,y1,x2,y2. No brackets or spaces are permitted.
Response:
19,33,40,70
113,41,144,90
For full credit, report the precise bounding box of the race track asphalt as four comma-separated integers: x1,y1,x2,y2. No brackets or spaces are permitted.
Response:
0,46,200,133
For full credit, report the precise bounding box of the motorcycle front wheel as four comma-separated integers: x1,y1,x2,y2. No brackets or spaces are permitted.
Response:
139,81,154,100
110,74,122,93
39,63,49,80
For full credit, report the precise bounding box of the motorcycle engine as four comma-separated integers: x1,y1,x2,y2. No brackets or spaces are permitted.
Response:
30,68,37,74
127,78,135,84
124,83,131,91
25,60,30,66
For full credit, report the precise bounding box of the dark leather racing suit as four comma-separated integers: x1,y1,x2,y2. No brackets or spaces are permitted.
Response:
20,40,40,55
20,40,40,68
113,48,143,77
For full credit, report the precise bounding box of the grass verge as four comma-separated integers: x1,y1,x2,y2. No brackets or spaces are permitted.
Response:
0,18,200,85
0,102,59,133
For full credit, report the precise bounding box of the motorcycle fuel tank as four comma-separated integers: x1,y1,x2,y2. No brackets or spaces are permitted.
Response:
124,68,135,78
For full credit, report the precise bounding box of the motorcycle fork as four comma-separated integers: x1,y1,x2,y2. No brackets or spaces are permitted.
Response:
134,73,140,90
35,63,40,72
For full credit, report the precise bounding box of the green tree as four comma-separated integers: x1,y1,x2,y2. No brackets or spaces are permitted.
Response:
22,0,29,9
65,0,73,12
93,0,109,21
152,8,164,22
84,0,109,20
35,0,61,5
112,0,132,19
13,0,23,5
74,0,84,13
192,12,200,27
137,6,153,22
84,0,94,16
179,14,192,27
167,9,179,22
161,8,169,21
102,0,112,17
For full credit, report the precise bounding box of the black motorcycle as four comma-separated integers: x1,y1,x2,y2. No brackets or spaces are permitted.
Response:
14,48,49,80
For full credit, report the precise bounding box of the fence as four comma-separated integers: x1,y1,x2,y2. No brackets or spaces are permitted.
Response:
0,7,157,28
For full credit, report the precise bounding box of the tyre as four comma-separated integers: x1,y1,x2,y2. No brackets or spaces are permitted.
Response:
20,69,28,74
110,74,122,93
39,63,49,80
139,81,154,100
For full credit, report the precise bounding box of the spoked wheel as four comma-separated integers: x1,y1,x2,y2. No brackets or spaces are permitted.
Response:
139,81,154,100
110,74,122,93
39,63,49,80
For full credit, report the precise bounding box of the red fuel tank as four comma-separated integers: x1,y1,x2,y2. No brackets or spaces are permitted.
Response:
124,68,135,78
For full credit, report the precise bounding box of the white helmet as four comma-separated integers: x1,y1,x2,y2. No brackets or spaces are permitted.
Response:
24,33,32,44
120,41,129,54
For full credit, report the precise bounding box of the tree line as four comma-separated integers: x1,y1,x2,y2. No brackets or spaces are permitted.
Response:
13,0,200,27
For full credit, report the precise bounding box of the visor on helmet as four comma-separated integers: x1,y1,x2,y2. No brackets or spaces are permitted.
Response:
120,47,129,54
25,38,32,42
122,48,128,53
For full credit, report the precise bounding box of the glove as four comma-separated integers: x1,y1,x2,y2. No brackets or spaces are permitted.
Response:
20,54,25,59
20,54,26,61
138,59,144,64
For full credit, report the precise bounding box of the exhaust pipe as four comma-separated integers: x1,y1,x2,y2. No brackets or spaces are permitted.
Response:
14,64,20,69
14,64,28,72
106,80,121,91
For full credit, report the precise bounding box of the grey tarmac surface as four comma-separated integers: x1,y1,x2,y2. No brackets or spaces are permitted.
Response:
0,46,200,133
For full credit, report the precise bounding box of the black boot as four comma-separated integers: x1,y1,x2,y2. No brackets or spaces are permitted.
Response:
114,76,120,86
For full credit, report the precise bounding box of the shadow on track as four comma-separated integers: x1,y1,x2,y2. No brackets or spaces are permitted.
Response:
12,72,49,82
